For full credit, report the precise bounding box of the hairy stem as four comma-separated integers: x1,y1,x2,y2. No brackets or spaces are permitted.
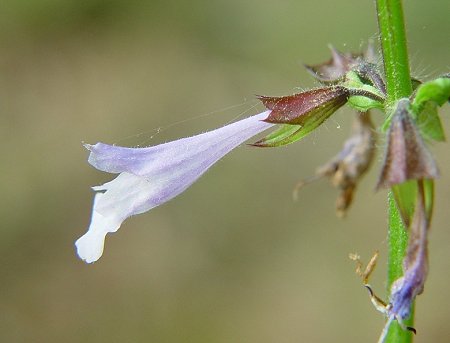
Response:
376,0,414,342
376,0,412,104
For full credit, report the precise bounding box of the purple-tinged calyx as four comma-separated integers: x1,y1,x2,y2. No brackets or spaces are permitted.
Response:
377,99,439,190
259,86,349,125
76,111,274,263
252,87,349,147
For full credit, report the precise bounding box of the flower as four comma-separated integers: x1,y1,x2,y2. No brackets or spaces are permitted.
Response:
76,111,274,263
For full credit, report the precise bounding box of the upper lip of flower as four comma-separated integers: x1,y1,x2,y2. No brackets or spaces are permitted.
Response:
76,111,274,263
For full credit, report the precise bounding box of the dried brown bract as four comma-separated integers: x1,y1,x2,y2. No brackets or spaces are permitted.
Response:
305,46,362,83
305,44,382,89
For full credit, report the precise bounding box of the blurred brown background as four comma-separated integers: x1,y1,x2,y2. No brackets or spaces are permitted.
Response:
1,1,449,342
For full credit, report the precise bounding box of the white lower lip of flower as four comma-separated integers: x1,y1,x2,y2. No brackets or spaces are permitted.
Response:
75,193,121,263
76,111,274,263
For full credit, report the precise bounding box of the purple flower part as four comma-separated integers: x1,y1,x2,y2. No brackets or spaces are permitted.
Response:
76,111,274,263
388,181,429,322
389,255,427,321
377,183,429,343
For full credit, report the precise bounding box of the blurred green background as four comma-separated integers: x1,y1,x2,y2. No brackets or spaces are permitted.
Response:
1,0,449,342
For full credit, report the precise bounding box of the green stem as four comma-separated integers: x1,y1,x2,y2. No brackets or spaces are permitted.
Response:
387,193,407,291
376,0,412,104
386,193,414,343
376,0,414,342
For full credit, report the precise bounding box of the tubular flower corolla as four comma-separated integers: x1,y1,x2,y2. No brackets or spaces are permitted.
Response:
76,111,273,263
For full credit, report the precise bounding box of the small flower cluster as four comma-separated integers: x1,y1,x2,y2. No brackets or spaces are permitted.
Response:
76,46,386,263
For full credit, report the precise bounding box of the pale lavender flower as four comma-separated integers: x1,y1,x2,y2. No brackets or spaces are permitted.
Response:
76,111,273,263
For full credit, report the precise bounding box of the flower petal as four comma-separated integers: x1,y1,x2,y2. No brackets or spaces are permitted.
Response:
76,111,274,263
75,193,122,263
76,173,162,263
87,111,272,176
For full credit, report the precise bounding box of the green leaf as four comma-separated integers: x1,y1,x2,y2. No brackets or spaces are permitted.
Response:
412,77,450,113
408,77,450,142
